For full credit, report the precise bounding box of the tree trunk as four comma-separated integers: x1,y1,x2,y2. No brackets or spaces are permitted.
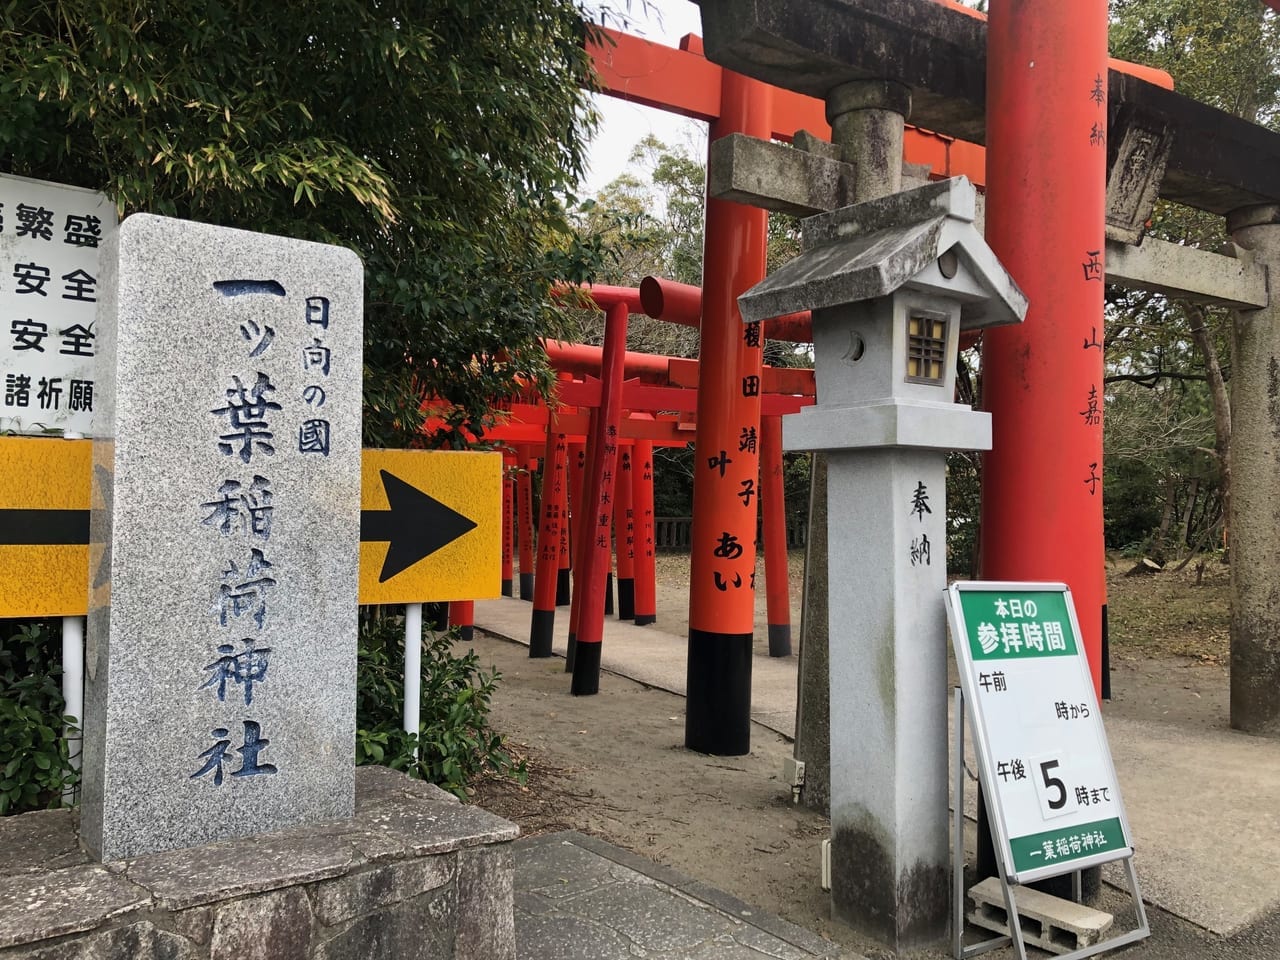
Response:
1179,476,1200,547
1185,302,1231,538
1155,474,1176,551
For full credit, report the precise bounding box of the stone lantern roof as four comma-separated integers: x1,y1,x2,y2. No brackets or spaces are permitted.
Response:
738,176,1028,330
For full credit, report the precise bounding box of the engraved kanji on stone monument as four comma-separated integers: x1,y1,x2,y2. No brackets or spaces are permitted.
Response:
82,214,363,861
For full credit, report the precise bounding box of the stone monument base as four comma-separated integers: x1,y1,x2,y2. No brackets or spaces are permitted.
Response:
0,767,517,960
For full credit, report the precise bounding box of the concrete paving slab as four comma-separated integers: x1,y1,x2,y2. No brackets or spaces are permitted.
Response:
476,596,1280,941
1101,715,1280,936
512,832,844,959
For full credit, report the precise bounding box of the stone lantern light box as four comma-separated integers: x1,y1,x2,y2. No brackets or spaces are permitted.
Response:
739,176,1028,453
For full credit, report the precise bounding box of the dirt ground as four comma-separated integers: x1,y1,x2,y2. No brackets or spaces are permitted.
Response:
470,551,1232,958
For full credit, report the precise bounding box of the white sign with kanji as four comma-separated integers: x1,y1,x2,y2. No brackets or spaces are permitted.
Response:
946,581,1135,884
0,174,115,437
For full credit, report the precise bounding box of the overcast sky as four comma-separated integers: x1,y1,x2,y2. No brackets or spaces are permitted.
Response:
577,0,994,197
580,0,707,197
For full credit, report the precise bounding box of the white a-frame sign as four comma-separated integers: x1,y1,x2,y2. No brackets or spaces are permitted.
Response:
945,582,1150,960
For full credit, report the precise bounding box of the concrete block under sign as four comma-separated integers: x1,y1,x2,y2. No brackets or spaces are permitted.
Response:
967,876,1114,955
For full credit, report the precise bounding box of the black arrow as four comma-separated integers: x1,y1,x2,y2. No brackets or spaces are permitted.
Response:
0,509,89,545
361,469,478,583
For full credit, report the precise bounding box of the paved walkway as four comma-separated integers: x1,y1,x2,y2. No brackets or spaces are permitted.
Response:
474,598,798,740
514,832,841,959
477,595,1280,941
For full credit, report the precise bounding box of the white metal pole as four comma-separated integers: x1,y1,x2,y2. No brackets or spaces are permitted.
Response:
61,615,84,804
403,603,422,759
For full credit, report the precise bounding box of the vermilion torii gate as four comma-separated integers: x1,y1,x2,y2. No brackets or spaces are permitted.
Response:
591,21,999,754
444,6,1177,750
586,7,1173,756
547,307,814,696
590,19,1002,755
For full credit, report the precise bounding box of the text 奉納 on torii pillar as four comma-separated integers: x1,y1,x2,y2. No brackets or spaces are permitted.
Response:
739,177,1026,950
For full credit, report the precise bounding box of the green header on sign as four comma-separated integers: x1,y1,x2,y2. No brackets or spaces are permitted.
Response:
958,589,1078,661
1009,817,1126,875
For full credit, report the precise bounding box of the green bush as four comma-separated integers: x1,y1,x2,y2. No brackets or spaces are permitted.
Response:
355,613,525,799
0,613,522,812
0,621,78,815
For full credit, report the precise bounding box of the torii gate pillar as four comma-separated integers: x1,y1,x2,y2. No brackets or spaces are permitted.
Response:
981,1,1109,693
685,70,771,755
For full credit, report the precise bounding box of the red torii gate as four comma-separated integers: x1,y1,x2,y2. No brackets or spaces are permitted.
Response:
589,27,991,182
450,9,1178,729
586,14,1174,751
587,22,1002,750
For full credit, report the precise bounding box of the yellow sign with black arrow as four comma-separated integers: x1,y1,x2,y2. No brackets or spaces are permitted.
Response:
358,448,501,605
0,438,501,616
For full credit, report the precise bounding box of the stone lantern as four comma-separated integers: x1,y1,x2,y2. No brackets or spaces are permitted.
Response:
738,176,1027,949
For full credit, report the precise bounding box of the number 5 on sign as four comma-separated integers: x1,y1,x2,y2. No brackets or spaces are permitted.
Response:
1032,754,1071,820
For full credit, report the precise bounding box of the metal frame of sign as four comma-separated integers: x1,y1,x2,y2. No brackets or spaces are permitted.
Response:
945,581,1150,960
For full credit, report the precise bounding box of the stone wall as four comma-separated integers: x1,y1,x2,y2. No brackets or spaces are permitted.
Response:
0,767,517,960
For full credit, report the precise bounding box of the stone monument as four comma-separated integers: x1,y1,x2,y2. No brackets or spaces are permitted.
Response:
82,214,364,861
739,177,1026,948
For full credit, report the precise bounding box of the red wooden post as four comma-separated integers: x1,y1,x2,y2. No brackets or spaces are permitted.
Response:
760,415,791,656
686,70,772,754
982,0,1108,694
571,301,629,694
615,442,637,620
448,601,474,643
556,449,572,608
568,439,586,571
555,377,573,607
501,464,514,597
566,413,597,672
529,426,567,657
633,438,658,626
604,516,616,618
517,452,536,601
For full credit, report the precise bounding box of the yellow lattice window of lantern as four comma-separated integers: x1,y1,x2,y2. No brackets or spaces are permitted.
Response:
906,313,947,384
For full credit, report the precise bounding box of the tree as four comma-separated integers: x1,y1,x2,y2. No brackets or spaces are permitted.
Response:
568,134,706,359
574,134,810,357
1104,0,1279,553
0,1,611,448
1101,282,1226,554
1103,376,1219,553
601,133,708,288
1111,0,1279,128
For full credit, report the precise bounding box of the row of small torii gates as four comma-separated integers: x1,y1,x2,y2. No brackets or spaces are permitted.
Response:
433,277,818,682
